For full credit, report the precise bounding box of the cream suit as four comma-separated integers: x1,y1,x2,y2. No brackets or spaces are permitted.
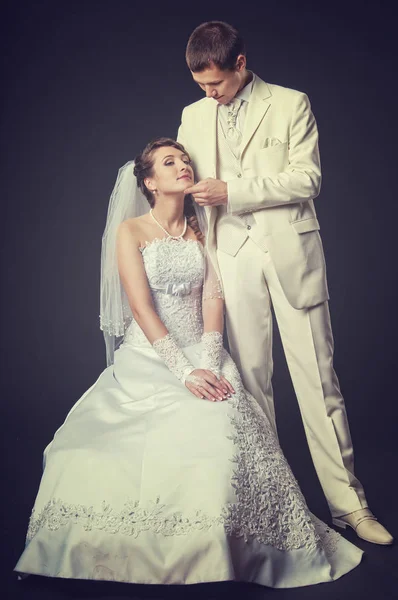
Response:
177,74,368,518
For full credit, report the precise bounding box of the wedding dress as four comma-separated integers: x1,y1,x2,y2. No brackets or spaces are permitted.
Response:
15,236,362,587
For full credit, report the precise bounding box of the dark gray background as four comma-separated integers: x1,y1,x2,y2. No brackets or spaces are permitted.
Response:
1,0,397,598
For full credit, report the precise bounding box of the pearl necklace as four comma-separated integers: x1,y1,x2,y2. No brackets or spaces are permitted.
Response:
150,208,187,240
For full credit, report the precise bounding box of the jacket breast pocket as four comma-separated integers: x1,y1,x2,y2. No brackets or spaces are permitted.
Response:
252,141,289,175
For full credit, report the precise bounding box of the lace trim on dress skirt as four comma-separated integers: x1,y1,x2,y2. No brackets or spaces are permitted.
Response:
26,353,342,557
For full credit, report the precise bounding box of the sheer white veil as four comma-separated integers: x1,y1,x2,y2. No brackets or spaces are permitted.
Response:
99,160,208,366
100,161,148,366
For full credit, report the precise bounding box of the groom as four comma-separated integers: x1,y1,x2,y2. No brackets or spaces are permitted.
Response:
177,21,393,545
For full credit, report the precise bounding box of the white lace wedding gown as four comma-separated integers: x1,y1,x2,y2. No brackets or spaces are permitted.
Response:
15,237,363,587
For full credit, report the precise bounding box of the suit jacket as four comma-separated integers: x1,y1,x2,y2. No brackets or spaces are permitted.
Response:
177,75,329,309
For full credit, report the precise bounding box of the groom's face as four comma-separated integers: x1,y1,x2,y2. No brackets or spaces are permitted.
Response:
191,59,246,105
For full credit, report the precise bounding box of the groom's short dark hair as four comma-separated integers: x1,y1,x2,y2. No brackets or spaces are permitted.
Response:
186,21,245,72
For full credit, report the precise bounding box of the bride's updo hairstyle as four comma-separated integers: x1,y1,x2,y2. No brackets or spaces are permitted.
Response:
133,137,203,240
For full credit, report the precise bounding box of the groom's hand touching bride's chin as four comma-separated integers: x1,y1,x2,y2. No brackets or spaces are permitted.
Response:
184,178,228,207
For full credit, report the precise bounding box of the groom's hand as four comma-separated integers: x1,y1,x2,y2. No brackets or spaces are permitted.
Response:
184,178,228,207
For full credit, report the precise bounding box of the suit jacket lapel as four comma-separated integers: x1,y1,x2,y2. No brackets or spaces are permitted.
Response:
200,99,218,178
198,99,218,245
240,76,272,157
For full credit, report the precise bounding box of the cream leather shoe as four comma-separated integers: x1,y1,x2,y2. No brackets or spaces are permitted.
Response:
333,508,394,545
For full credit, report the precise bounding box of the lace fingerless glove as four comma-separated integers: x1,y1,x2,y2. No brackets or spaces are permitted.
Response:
152,333,195,384
201,331,224,379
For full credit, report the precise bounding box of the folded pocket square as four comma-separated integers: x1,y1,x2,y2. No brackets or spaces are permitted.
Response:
264,137,283,148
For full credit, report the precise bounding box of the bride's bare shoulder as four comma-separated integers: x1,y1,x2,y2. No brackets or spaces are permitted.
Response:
119,215,151,232
122,215,151,229
117,215,151,246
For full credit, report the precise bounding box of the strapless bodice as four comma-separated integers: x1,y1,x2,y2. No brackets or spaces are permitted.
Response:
123,237,205,347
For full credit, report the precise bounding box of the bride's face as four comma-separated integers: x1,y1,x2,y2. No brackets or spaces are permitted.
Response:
145,147,194,197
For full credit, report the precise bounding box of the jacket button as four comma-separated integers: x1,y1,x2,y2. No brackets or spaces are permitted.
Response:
237,173,242,178
247,225,251,230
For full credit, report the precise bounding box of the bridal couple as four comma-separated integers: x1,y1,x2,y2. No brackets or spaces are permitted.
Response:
15,20,393,588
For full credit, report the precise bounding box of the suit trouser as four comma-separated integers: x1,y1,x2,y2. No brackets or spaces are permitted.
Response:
216,237,368,517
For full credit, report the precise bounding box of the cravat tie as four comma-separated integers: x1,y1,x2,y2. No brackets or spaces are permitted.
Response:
226,98,242,143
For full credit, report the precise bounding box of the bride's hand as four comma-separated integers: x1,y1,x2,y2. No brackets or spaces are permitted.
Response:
185,369,230,402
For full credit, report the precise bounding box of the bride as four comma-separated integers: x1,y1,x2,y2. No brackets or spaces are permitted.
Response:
15,137,363,588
